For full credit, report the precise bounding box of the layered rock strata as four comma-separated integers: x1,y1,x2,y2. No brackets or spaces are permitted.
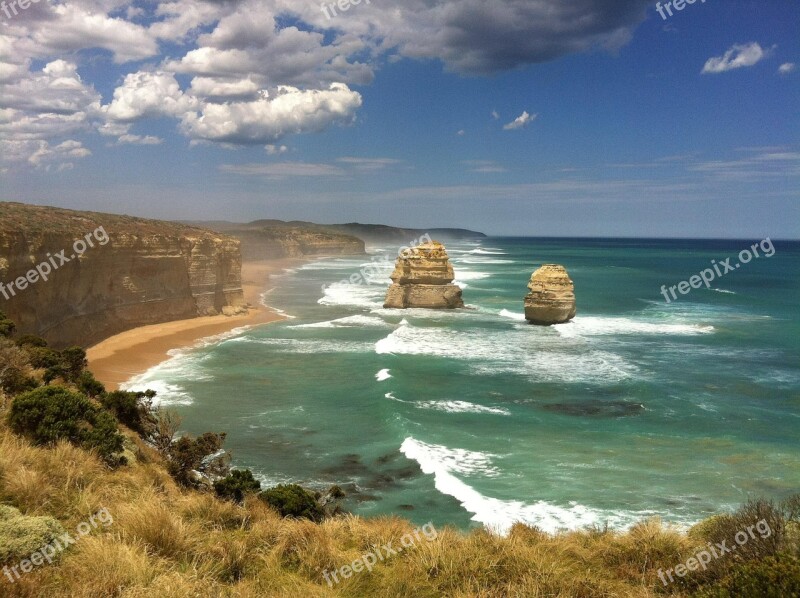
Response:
0,202,245,348
524,264,576,325
383,241,464,309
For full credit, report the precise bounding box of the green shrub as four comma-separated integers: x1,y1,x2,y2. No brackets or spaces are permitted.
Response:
14,335,48,348
260,484,324,521
77,371,105,398
7,386,124,465
99,389,156,435
0,505,65,564
167,432,227,486
693,554,800,598
214,469,262,503
0,311,15,338
60,347,87,382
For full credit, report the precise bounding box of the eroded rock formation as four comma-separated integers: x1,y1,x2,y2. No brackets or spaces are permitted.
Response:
524,264,576,325
383,241,464,309
0,202,245,347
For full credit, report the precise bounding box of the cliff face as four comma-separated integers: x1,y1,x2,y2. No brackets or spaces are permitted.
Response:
383,241,464,309
524,264,576,325
0,203,245,348
196,221,365,260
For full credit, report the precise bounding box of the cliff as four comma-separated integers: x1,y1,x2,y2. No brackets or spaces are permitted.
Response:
195,220,486,257
0,202,245,348
196,221,366,260
383,241,464,309
524,264,576,325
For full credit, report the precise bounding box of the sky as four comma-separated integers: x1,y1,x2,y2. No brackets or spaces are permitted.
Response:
0,0,798,237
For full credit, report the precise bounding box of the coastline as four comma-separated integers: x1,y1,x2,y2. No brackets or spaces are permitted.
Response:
87,258,300,390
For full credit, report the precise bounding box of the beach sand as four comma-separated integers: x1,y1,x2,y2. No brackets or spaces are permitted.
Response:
87,259,299,390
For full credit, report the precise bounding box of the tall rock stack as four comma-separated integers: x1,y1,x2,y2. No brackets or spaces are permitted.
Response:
524,264,576,325
383,241,464,309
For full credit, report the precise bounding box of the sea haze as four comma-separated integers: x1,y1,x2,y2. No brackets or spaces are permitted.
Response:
123,238,800,534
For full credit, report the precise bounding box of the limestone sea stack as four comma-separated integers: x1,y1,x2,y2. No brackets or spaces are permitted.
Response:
383,241,464,309
524,264,576,325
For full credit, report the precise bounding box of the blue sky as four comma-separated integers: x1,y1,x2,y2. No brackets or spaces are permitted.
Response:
1,0,798,236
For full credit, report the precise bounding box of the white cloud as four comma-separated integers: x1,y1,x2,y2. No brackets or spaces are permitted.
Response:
103,71,198,122
491,110,499,120
778,62,796,75
265,144,288,155
336,157,402,170
180,83,362,144
27,139,92,170
701,42,772,74
220,162,346,178
117,134,164,145
503,111,537,130
457,129,466,136
463,160,507,173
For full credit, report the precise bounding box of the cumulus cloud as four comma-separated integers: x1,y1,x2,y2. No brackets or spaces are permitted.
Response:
503,111,536,130
778,62,796,75
1,0,657,168
701,42,772,74
180,83,362,144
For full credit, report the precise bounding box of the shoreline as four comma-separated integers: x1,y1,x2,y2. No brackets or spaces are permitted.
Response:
87,258,301,390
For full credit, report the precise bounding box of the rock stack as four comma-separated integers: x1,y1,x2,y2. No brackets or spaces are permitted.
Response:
383,241,464,309
524,264,576,325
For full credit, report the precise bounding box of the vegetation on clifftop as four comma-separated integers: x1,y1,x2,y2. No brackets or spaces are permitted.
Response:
0,309,798,596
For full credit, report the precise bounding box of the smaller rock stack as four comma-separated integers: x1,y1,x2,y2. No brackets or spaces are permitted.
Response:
383,241,464,309
524,264,576,325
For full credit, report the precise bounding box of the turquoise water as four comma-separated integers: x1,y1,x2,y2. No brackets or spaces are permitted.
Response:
125,238,800,533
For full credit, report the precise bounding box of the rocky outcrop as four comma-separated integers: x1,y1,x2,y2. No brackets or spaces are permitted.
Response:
383,241,464,309
524,264,576,325
0,202,245,348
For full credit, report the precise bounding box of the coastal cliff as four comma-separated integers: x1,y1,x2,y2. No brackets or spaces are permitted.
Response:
0,203,245,348
383,241,464,309
196,221,366,260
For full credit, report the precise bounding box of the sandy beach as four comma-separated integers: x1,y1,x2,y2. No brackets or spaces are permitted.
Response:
87,259,299,390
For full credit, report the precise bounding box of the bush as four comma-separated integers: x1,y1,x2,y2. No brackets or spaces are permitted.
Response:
0,340,38,395
77,371,105,398
0,310,15,338
7,386,125,465
260,484,324,521
0,505,66,564
14,335,48,348
214,469,262,503
167,432,227,486
693,554,800,598
60,346,88,382
99,389,156,435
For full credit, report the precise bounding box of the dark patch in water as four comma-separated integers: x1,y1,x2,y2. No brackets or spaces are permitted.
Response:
541,400,644,418
376,453,398,465
321,453,371,476
397,504,415,511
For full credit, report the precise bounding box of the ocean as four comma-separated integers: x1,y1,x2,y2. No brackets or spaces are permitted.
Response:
123,237,800,534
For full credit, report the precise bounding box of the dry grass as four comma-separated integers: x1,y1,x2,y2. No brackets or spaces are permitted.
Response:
0,419,721,598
